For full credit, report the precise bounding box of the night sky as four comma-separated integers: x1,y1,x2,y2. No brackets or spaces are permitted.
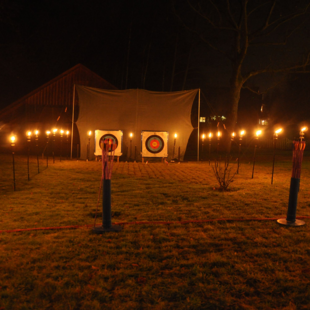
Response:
1,0,310,127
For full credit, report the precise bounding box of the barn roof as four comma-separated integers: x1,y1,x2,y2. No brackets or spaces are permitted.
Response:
0,64,117,120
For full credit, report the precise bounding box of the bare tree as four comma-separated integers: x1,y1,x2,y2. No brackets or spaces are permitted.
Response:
174,0,310,138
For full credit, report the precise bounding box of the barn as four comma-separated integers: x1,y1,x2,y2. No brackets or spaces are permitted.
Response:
0,64,117,155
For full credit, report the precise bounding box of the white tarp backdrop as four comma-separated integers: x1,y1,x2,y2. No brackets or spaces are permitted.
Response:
75,86,199,160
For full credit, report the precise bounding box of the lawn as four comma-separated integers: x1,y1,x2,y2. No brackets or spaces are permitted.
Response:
1,151,310,310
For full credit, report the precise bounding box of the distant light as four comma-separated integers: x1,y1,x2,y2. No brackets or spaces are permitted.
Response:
256,130,262,137
301,127,307,132
275,128,282,134
46,131,51,136
27,131,32,137
240,130,245,136
35,130,39,135
60,130,64,134
209,132,212,138
232,132,235,137
217,131,221,137
52,128,57,134
174,133,177,138
10,136,16,143
88,131,92,136
202,134,205,139
129,132,133,138
66,130,70,135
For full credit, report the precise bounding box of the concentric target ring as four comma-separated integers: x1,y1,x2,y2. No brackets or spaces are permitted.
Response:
145,135,164,154
99,134,118,152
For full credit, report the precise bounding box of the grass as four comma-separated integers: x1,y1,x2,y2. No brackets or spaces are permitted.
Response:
1,151,310,309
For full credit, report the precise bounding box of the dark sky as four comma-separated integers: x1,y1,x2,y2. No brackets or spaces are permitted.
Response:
1,0,310,126
1,0,191,108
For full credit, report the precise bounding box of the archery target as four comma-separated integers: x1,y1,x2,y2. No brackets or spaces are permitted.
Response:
99,134,118,152
141,131,168,157
95,130,123,156
146,135,164,153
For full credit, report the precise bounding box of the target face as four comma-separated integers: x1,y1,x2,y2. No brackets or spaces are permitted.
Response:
145,135,164,153
99,134,118,152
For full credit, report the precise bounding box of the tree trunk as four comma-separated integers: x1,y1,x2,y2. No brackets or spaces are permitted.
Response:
162,64,165,91
125,20,132,90
229,85,242,130
142,41,151,89
170,33,179,92
226,73,243,152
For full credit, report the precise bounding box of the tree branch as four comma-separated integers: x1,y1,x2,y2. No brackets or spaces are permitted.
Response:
243,74,287,94
186,0,238,32
244,52,310,82
172,1,233,60
199,35,233,60
242,85,260,94
239,0,249,65
208,0,222,24
248,1,272,18
250,3,310,41
226,0,238,29
262,0,276,31
249,19,305,46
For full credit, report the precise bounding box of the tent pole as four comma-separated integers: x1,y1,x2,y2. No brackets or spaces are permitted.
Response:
197,88,200,161
70,84,75,159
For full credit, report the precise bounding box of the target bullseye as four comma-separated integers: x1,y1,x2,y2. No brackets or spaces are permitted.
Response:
146,135,164,153
99,134,118,152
